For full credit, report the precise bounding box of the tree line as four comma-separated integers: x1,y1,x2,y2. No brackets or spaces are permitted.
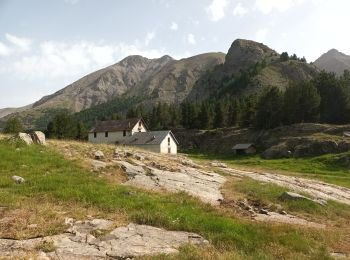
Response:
3,70,350,138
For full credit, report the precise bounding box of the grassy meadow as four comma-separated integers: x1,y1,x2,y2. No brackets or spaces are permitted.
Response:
0,138,349,259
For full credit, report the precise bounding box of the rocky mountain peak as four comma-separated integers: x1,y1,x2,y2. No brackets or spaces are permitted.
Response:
314,48,350,75
224,39,278,73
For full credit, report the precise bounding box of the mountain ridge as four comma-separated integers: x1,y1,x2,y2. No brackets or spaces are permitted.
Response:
1,39,321,129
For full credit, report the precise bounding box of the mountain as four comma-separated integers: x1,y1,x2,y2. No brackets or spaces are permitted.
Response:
314,49,350,75
187,39,318,101
2,53,225,128
0,104,33,119
1,38,319,129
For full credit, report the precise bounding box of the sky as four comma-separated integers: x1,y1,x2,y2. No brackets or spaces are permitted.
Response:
0,0,349,108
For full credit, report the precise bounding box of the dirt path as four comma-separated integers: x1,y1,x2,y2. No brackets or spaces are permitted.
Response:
219,167,350,206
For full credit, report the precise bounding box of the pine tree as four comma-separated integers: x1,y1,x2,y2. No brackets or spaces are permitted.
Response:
255,87,283,129
3,117,24,134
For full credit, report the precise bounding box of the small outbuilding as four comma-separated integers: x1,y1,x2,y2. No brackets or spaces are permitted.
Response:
232,143,256,155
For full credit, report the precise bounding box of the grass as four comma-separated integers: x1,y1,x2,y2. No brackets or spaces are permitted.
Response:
0,139,343,259
223,177,350,223
188,152,350,188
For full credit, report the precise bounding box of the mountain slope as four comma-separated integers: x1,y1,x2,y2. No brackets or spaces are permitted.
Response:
2,53,225,128
314,49,350,75
1,39,320,129
0,104,33,119
187,39,318,101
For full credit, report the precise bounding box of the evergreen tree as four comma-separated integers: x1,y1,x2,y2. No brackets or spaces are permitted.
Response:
227,98,240,127
198,102,213,129
255,87,283,129
280,52,289,62
213,102,226,128
283,82,320,124
3,117,24,134
313,71,350,123
46,112,77,139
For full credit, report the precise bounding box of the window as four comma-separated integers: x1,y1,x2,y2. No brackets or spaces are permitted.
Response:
168,137,171,145
139,121,142,127
123,130,126,136
94,132,97,138
105,131,108,138
168,147,171,153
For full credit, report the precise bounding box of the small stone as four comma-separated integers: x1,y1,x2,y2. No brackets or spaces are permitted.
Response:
280,210,287,215
28,224,38,228
94,150,105,160
92,160,107,171
259,209,269,215
134,154,145,161
12,175,25,184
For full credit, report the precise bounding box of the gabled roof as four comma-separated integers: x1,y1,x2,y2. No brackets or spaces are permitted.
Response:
232,143,255,150
122,130,179,145
89,118,147,133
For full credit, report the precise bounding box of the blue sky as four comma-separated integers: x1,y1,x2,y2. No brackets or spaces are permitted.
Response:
0,0,349,108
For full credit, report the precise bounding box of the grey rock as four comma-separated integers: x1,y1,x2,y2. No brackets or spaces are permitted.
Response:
279,192,308,201
0,220,208,259
12,175,25,184
94,150,105,160
17,133,33,145
259,209,269,215
133,153,145,161
210,161,227,168
31,131,46,145
91,160,107,171
118,161,226,205
261,143,291,159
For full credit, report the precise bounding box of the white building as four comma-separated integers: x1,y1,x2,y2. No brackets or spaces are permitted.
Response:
88,118,178,154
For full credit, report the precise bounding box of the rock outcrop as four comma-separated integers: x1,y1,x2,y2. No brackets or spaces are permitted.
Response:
0,219,208,259
118,160,226,205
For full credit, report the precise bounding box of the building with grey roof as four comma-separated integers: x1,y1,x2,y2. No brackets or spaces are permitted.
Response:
88,118,178,154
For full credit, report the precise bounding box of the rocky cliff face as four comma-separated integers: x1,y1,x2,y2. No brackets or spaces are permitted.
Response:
187,39,318,101
224,39,278,73
314,49,350,75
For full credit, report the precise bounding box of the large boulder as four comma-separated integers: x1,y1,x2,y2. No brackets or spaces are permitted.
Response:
261,143,291,159
293,140,338,157
31,131,46,145
17,133,33,145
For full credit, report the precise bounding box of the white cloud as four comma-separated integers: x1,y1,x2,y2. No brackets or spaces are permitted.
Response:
255,28,269,42
0,42,11,56
206,0,230,22
170,22,178,31
5,40,167,81
0,33,32,55
64,0,79,4
254,0,305,14
144,31,156,46
6,34,32,51
187,33,196,45
233,2,248,17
